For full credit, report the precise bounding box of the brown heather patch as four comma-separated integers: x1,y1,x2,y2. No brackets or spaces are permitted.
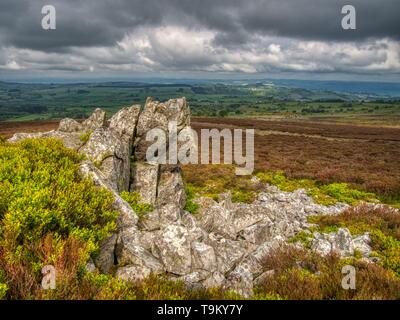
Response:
310,204,400,240
257,245,400,300
191,118,400,203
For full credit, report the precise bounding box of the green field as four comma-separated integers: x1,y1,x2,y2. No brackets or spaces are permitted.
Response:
0,81,399,122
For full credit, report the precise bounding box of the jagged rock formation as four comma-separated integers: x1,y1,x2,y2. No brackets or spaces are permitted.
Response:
9,97,354,297
311,228,372,258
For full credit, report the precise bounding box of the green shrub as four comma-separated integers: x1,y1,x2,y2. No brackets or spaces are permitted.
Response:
120,191,154,218
0,283,7,300
256,170,378,206
0,138,118,299
370,229,400,276
321,183,376,205
79,130,92,143
184,184,200,214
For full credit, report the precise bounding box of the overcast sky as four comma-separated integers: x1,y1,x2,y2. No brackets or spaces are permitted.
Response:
0,0,399,81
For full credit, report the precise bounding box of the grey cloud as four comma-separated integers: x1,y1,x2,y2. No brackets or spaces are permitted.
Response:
0,0,399,51
0,0,399,78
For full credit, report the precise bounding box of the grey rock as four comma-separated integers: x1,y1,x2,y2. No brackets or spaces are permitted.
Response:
94,233,117,274
353,233,372,257
195,198,236,239
312,228,357,257
85,259,97,274
58,118,83,132
80,127,131,192
116,241,164,273
109,105,140,140
116,265,152,282
78,161,139,228
202,271,225,288
191,241,217,272
153,224,192,275
130,162,159,205
82,108,107,131
205,234,247,274
134,97,190,161
156,166,186,209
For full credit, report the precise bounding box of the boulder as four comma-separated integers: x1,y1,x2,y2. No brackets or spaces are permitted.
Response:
80,127,131,192
156,165,186,209
116,265,152,282
202,271,225,288
191,241,217,272
134,97,190,161
109,105,140,140
194,198,236,239
82,108,106,131
205,234,247,274
94,233,117,274
353,233,372,257
130,162,159,205
78,161,138,228
153,224,192,275
58,118,83,132
311,228,355,257
116,241,164,273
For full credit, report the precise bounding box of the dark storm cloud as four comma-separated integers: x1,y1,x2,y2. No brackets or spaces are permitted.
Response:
0,0,399,51
0,0,399,77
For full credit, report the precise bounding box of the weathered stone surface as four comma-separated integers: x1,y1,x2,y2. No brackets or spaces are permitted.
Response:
205,234,247,274
239,219,273,245
156,166,186,208
153,224,192,275
78,161,138,228
82,108,106,131
158,203,182,225
353,233,372,257
116,265,152,282
140,209,161,231
202,271,225,288
178,270,210,284
333,228,354,256
191,241,217,272
134,97,190,161
80,127,131,192
8,130,84,150
181,211,206,242
116,241,164,273
311,228,361,257
225,266,253,298
195,198,236,239
218,192,234,211
85,259,97,274
109,105,140,139
94,233,117,274
130,162,159,205
58,118,83,132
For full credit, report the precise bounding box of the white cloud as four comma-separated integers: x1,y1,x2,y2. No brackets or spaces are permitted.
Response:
0,26,399,77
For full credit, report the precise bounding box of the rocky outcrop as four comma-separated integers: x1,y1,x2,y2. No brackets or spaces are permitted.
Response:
9,97,359,298
311,228,372,258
